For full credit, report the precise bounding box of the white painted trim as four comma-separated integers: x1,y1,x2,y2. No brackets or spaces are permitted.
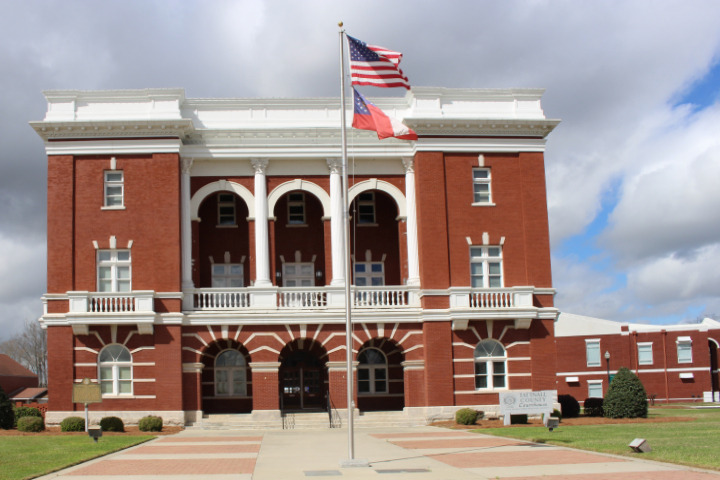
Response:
74,363,98,367
190,180,255,219
507,357,531,361
267,179,331,218
504,341,530,349
129,346,155,354
348,179,407,218
74,347,99,354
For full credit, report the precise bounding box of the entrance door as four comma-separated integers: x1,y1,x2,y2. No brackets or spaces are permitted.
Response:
280,350,325,410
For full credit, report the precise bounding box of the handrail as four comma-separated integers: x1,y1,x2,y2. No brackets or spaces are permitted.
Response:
326,391,333,428
280,390,286,430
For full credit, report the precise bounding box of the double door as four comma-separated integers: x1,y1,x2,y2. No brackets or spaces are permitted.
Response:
282,367,322,409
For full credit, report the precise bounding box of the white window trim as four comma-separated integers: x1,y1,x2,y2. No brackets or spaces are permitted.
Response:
585,339,601,367
217,193,236,226
473,340,508,392
353,261,385,286
97,249,131,293
283,262,315,287
287,192,306,225
103,170,124,208
214,349,248,397
587,379,603,398
211,264,244,288
472,167,492,205
469,246,503,288
357,348,389,395
677,338,693,364
637,342,654,365
357,192,376,225
98,345,133,397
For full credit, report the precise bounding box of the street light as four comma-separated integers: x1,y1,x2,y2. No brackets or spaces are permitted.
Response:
604,351,611,385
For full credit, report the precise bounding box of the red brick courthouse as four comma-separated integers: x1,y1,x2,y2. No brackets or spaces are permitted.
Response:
31,88,718,426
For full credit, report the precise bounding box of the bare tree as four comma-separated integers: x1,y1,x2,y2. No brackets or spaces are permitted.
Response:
0,319,47,387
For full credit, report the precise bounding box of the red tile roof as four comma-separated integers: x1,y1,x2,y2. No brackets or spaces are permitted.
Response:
0,354,37,377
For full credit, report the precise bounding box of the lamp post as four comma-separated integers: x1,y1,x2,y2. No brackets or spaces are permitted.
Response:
605,351,611,386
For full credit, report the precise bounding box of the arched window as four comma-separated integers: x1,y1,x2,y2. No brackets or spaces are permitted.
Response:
473,339,507,390
357,348,388,395
215,350,247,397
99,344,132,395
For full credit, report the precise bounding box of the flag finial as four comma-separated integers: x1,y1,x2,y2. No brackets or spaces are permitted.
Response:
338,21,343,27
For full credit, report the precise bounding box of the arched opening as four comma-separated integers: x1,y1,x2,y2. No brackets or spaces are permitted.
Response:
196,192,251,288
356,339,404,411
272,191,327,287
279,340,327,410
98,344,132,396
201,340,252,414
710,339,719,398
350,191,402,285
474,339,507,391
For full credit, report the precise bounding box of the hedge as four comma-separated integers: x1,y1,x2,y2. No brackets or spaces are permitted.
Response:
60,416,85,432
604,367,648,419
0,386,13,430
138,415,163,432
99,416,125,432
583,397,604,417
14,406,42,427
558,394,580,418
17,416,44,432
455,408,478,425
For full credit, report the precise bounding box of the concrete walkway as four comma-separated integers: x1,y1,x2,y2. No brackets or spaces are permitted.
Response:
37,427,720,479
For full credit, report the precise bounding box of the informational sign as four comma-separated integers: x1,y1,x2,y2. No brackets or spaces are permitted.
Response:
72,378,102,404
499,390,556,425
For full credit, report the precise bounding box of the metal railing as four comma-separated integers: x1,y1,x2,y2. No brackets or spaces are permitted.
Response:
469,289,515,308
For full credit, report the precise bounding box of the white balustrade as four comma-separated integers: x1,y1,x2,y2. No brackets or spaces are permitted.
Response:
278,288,327,308
89,294,136,313
353,287,409,308
194,289,251,310
469,289,515,308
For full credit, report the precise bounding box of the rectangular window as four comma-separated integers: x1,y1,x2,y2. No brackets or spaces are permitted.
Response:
357,192,376,224
287,192,306,224
588,381,603,398
677,337,693,363
97,250,131,293
586,340,601,367
283,263,314,287
472,168,491,204
638,343,653,365
469,246,503,288
104,171,124,207
211,264,244,288
217,194,236,225
354,262,384,286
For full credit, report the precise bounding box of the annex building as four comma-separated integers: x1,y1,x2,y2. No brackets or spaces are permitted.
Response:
32,87,718,426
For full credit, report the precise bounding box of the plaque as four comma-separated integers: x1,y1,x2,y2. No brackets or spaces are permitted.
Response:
72,378,102,404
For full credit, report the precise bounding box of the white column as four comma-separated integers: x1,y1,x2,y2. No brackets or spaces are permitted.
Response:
181,158,194,309
251,158,271,287
403,157,420,286
327,158,345,286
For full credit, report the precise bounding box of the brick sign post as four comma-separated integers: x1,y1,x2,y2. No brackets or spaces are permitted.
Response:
72,378,102,432
499,390,556,426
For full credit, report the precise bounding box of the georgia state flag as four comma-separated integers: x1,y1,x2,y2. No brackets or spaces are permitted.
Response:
351,87,417,141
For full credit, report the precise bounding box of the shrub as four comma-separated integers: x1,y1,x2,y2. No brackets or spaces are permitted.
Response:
455,408,478,425
60,416,85,432
558,394,580,418
0,386,13,430
14,406,42,427
17,416,44,432
583,398,604,417
552,409,562,422
604,367,648,419
510,414,528,425
99,416,124,432
138,415,163,432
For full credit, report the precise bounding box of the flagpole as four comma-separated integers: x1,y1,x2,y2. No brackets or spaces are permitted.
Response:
338,22,355,462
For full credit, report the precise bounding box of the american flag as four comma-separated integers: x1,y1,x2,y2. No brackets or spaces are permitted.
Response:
347,35,410,90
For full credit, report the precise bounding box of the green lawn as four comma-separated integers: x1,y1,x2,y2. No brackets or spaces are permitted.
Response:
0,435,154,480
476,407,720,471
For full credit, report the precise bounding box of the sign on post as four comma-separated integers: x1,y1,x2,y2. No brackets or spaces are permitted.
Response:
499,390,556,426
72,378,102,432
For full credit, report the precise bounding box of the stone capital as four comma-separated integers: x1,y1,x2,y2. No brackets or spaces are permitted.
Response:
401,157,415,173
250,158,269,175
181,157,194,174
327,158,342,174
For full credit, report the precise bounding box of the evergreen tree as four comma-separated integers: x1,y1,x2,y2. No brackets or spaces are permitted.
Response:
604,366,648,419
0,385,14,429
